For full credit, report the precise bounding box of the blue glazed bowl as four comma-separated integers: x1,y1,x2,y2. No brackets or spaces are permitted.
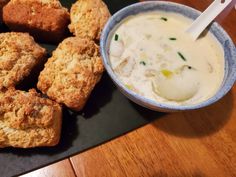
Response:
100,1,236,112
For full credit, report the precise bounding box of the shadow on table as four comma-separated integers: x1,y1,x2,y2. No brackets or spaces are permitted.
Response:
70,73,116,119
130,102,166,122
151,91,234,138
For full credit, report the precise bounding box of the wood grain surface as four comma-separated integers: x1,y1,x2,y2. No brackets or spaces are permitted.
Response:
22,0,236,177
21,159,76,177
70,86,236,177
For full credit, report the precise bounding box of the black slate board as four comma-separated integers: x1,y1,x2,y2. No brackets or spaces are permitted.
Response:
0,1,164,177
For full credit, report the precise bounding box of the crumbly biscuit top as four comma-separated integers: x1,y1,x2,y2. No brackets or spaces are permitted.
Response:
10,0,63,8
45,37,104,80
0,88,60,130
0,32,45,61
37,37,104,110
52,37,103,70
0,32,46,89
69,0,111,40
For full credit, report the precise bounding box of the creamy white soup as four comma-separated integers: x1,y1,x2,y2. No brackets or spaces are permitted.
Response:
109,12,224,106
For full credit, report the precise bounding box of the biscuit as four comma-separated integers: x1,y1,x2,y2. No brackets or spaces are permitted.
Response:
0,88,62,148
37,37,104,111
3,0,70,43
69,0,110,40
0,32,46,89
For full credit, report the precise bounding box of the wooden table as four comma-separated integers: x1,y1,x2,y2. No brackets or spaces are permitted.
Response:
21,0,236,177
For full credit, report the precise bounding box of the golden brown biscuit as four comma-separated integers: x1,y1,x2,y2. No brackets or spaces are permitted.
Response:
69,0,111,40
0,32,46,89
3,0,70,43
37,37,104,111
0,88,62,148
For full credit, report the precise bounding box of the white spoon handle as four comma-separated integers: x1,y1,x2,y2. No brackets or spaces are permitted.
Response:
186,0,232,40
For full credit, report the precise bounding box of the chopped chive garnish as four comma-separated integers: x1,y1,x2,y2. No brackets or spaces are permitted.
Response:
160,17,168,21
169,37,177,40
177,52,187,61
140,61,146,66
114,34,119,41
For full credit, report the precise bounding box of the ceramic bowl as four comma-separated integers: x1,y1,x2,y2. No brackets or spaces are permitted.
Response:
100,1,236,112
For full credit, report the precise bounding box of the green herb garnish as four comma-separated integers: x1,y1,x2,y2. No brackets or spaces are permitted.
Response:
160,17,168,21
140,61,146,66
169,37,177,41
177,52,187,61
114,34,119,41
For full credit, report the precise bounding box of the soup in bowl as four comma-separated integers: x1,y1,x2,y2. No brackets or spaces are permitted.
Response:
100,1,236,112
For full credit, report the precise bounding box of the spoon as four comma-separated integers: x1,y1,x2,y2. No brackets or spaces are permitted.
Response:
186,0,233,40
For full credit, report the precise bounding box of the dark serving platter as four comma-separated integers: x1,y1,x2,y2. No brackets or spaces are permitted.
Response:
0,1,164,177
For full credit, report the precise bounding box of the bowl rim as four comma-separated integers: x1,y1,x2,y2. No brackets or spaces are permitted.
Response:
100,1,236,111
